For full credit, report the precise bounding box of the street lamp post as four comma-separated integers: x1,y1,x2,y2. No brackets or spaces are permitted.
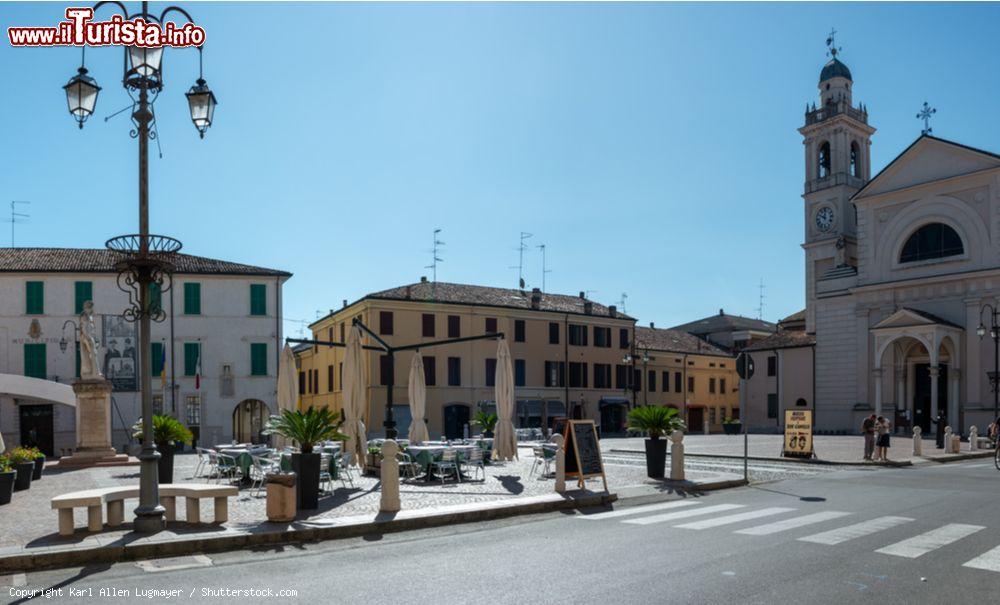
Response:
63,1,217,534
977,303,1000,422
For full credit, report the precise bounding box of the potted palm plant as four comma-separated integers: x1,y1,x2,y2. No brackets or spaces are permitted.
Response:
0,455,15,505
8,447,38,491
264,407,347,510
627,406,685,479
471,410,498,438
26,446,45,481
132,415,194,484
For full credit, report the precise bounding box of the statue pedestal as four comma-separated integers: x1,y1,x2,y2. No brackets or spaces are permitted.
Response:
57,379,135,468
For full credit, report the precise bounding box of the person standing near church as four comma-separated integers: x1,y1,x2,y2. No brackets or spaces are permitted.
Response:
875,416,891,462
861,414,876,461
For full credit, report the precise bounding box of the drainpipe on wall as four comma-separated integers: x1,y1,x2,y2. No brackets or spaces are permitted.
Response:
564,313,570,419
169,279,176,417
774,347,781,429
682,353,688,424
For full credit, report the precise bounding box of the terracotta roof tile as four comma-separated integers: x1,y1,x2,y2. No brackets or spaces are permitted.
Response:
0,248,291,277
634,326,732,357
743,330,816,351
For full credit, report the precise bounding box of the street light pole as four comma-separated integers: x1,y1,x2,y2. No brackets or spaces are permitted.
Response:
63,1,217,534
977,303,1000,421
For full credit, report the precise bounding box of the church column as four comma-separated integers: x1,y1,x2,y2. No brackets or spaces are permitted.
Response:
895,363,906,413
873,368,883,417
929,365,941,421
950,369,961,433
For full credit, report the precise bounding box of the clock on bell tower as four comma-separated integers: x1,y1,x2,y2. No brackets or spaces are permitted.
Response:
799,31,875,332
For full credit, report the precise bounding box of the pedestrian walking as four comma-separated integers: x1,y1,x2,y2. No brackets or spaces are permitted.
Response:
876,415,891,462
861,414,876,460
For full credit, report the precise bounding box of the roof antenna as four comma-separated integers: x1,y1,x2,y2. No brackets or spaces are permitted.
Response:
8,201,30,247
425,228,444,283
756,278,766,320
536,243,551,292
509,232,532,289
618,292,628,315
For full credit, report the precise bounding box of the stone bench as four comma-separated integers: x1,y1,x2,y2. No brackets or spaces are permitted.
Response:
51,483,238,536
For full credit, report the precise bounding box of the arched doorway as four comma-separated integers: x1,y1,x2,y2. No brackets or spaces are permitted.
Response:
232,399,270,444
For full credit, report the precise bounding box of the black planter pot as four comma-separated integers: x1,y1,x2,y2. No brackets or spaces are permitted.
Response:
291,452,320,510
644,438,667,479
0,471,15,505
157,445,175,484
723,423,742,436
32,456,45,481
13,462,35,491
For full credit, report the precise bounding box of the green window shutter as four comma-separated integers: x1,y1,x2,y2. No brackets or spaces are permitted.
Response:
151,342,165,377
24,343,46,379
148,282,163,316
250,284,267,316
74,281,93,315
184,343,201,376
251,343,267,376
25,281,44,315
183,283,201,315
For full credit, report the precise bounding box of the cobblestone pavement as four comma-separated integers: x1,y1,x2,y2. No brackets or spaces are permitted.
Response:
0,446,735,552
601,433,976,463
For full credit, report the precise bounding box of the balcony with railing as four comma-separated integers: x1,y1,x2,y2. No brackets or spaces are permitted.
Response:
805,172,867,194
805,103,868,126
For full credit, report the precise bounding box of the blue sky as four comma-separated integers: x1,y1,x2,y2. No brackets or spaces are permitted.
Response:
2,2,999,338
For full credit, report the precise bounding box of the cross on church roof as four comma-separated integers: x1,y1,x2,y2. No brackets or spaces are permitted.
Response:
916,101,937,135
825,27,841,58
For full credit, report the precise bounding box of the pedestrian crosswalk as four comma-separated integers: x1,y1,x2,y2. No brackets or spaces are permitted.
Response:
578,500,1000,573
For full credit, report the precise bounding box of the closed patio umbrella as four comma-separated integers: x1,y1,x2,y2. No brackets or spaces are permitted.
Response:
0,430,5,454
407,353,430,444
274,344,299,449
342,324,368,467
491,338,518,461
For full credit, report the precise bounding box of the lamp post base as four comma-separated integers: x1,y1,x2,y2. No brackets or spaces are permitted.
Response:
133,506,166,533
134,446,165,533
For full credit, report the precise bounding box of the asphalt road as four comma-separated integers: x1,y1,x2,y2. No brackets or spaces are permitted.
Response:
9,460,1000,605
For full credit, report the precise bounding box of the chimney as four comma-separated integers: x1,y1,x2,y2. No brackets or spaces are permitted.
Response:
579,291,585,299
532,287,541,294
531,291,541,310
649,321,655,329
405,285,412,299
608,305,617,318
420,276,428,283
584,301,593,315
342,299,347,308
719,308,724,316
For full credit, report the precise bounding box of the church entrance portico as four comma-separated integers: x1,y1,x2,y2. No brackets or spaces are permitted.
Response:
872,308,963,433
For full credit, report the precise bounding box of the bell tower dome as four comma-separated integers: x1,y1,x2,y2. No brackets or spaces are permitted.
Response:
798,31,876,333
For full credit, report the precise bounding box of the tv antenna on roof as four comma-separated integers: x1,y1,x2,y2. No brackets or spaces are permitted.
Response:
756,278,766,320
618,292,628,315
536,243,551,292
425,228,444,283
509,231,532,289
7,201,30,247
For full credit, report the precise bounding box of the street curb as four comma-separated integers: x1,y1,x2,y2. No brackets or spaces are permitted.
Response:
920,450,995,464
607,478,749,508
607,449,911,467
0,491,616,573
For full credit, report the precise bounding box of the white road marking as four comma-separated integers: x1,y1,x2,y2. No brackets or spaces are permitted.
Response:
622,503,745,526
735,511,852,536
578,500,701,520
674,507,795,530
962,545,1000,573
875,524,985,558
798,516,914,545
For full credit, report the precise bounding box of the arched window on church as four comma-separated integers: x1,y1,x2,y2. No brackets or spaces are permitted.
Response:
850,141,860,178
818,141,831,179
900,223,964,263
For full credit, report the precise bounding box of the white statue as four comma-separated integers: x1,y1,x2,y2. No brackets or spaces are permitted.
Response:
78,301,103,379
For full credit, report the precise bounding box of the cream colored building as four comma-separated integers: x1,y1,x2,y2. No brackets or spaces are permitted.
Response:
633,325,740,433
742,311,816,432
296,279,638,439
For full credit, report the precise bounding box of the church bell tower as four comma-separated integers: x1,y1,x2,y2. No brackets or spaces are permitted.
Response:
799,31,876,332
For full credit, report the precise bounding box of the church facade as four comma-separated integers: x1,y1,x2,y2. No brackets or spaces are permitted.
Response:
800,49,1000,434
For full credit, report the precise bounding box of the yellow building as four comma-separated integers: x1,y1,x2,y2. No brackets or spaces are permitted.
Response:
296,279,638,438
632,325,740,433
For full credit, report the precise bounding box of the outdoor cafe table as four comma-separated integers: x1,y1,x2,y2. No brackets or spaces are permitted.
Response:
406,444,479,481
219,446,272,479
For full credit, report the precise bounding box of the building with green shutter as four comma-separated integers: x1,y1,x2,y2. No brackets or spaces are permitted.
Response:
0,248,291,456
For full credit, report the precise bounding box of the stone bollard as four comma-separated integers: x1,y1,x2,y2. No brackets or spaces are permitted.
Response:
969,426,978,452
951,434,961,454
912,426,922,457
552,434,566,494
380,440,400,513
670,431,685,481
944,426,953,453
703,421,710,436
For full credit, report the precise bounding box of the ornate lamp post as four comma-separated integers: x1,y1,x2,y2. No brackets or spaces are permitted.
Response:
63,1,217,533
977,303,999,421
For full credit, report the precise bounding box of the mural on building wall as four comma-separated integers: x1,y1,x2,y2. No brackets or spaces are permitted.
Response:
102,315,137,391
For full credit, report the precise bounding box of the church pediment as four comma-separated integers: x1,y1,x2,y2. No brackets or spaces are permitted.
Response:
872,307,962,331
854,135,1000,200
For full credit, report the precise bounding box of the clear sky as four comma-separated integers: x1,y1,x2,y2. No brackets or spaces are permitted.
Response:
2,2,999,338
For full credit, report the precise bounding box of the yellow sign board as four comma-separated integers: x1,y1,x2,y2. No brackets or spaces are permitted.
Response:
783,410,813,458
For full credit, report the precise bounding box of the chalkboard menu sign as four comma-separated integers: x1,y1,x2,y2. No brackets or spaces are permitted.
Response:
563,420,608,491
